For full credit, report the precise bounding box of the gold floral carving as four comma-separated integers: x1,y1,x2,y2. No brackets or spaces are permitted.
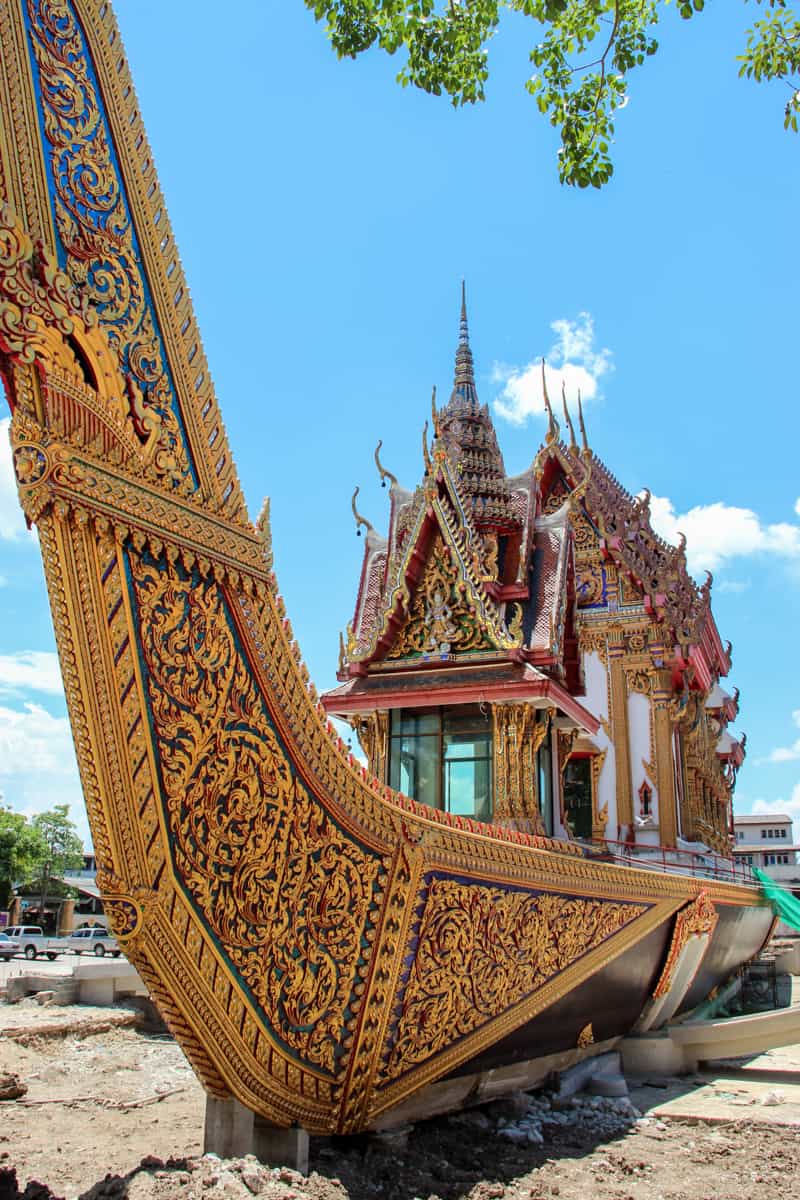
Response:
351,710,389,782
23,0,192,490
578,626,607,662
389,532,493,658
576,565,603,607
493,704,549,827
385,878,647,1077
652,892,719,999
625,669,651,696
129,553,383,1076
590,751,609,840
577,1023,595,1048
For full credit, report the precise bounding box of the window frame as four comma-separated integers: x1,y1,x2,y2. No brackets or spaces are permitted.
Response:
388,705,493,821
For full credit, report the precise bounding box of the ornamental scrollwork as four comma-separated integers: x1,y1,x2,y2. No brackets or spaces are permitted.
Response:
24,0,193,490
385,878,647,1077
128,552,383,1077
652,891,719,999
388,532,494,658
576,564,604,607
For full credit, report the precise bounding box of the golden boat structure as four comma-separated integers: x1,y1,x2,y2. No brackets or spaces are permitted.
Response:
0,0,774,1140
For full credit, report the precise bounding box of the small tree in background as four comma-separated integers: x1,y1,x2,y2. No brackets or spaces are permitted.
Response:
31,805,84,925
0,806,48,909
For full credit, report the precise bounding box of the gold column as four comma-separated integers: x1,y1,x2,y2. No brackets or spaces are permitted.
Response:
492,703,547,830
352,711,389,782
652,670,678,848
608,629,633,835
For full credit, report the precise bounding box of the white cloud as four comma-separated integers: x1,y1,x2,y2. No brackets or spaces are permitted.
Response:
750,784,800,837
0,417,28,541
648,494,800,576
758,709,800,765
0,650,65,697
0,701,87,846
492,312,612,426
795,497,800,518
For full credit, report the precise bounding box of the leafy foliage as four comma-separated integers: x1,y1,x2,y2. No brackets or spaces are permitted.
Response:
0,804,83,909
739,1,800,132
31,805,84,876
305,1,799,185
0,807,47,909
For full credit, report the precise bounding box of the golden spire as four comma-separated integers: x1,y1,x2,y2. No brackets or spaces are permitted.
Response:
374,440,397,489
577,389,590,456
561,382,577,450
351,486,374,537
453,280,476,394
431,383,438,434
541,359,559,444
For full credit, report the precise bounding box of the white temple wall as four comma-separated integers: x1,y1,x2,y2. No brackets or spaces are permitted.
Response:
627,692,662,846
583,651,615,838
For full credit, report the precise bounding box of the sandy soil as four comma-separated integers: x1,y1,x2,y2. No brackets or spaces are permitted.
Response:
1,1003,799,1200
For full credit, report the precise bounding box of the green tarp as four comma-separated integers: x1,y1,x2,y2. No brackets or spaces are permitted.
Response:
753,867,800,934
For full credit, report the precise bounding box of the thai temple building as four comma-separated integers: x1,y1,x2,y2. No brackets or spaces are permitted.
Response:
322,293,745,857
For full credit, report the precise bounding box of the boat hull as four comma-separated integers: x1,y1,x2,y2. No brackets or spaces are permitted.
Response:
0,0,774,1137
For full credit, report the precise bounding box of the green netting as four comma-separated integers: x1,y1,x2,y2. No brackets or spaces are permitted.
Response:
753,866,800,933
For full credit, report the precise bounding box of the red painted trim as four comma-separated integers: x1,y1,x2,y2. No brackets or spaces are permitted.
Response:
322,674,600,734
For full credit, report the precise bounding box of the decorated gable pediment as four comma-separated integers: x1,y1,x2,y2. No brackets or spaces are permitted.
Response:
387,529,496,659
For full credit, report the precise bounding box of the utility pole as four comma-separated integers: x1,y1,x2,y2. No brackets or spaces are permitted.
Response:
39,859,51,931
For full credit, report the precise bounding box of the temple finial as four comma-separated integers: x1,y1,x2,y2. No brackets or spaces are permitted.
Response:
562,382,577,450
454,280,475,390
351,486,373,537
431,384,438,433
422,420,432,474
374,440,397,489
541,359,559,445
577,389,590,455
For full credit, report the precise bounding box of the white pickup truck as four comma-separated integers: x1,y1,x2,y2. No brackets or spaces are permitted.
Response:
5,923,121,959
50,927,121,957
4,925,57,960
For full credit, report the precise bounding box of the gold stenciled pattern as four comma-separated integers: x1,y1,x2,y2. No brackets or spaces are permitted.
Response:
388,532,494,658
129,553,382,1077
24,0,192,488
385,877,647,1077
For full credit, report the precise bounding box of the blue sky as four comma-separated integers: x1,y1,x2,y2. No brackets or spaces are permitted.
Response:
0,1,798,847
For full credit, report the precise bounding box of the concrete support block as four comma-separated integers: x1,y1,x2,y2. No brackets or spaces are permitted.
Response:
620,1033,696,1077
253,1118,309,1174
77,976,116,1006
205,1096,258,1160
73,960,148,1005
204,1096,309,1172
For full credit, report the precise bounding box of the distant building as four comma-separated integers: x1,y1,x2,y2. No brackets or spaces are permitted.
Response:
733,813,800,896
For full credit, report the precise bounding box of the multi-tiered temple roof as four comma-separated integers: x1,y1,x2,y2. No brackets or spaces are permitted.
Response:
322,292,743,854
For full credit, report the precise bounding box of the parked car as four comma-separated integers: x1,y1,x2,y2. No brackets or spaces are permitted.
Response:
4,925,50,960
0,931,22,961
63,927,120,957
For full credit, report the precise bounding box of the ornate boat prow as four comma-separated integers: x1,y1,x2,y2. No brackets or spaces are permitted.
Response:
0,1,772,1140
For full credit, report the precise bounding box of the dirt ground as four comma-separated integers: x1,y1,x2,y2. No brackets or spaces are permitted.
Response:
1,1001,800,1200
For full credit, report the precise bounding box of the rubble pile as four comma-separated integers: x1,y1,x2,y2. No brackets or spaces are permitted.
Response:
490,1093,647,1146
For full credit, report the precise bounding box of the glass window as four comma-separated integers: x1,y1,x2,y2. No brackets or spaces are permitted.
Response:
563,757,593,839
388,707,492,820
